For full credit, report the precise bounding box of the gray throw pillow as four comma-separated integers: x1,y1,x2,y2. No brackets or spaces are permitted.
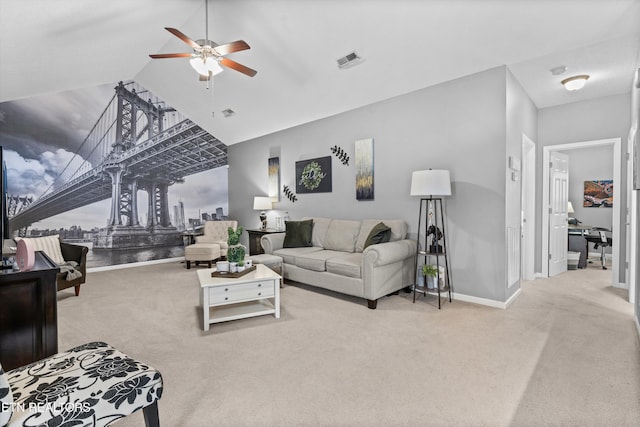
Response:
364,222,391,249
283,219,314,248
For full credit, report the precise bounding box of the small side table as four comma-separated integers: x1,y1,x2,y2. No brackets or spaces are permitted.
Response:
182,231,203,247
246,229,283,255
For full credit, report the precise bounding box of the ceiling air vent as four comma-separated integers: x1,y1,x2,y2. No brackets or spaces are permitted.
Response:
337,51,364,70
221,108,235,118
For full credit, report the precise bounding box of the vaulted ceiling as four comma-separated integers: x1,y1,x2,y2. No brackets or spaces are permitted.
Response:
1,0,639,146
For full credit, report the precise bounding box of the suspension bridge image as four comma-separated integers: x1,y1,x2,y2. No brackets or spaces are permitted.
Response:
8,81,227,250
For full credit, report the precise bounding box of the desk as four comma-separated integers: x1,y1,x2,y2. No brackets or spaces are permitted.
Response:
568,224,592,236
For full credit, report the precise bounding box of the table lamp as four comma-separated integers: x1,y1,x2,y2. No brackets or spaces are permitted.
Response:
253,196,273,230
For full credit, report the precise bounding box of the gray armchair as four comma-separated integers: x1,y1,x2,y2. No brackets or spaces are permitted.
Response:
58,240,89,295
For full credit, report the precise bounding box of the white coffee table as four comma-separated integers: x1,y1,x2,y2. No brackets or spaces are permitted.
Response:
197,264,281,331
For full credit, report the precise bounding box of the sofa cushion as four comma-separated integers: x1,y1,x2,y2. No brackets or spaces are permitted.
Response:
303,217,332,248
274,247,323,265
364,222,392,249
326,253,363,278
283,219,314,248
16,235,65,264
294,250,345,272
323,219,361,253
355,219,408,252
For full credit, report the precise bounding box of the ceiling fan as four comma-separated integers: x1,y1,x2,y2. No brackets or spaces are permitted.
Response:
149,0,256,80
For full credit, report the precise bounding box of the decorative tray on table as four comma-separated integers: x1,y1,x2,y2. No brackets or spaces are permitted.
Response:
211,265,256,278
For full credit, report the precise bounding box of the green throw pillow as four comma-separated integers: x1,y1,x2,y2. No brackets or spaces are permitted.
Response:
364,222,391,249
283,219,314,248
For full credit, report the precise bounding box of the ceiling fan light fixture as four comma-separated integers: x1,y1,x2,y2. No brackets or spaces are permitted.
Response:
561,74,590,91
189,56,223,77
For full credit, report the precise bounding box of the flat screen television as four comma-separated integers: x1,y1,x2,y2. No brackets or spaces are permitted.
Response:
1,146,9,264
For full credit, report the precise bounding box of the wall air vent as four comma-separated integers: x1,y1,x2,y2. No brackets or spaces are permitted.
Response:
337,51,364,70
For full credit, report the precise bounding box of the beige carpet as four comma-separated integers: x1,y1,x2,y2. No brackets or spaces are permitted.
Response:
56,261,640,426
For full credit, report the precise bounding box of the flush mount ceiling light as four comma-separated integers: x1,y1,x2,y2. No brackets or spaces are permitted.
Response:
561,75,590,91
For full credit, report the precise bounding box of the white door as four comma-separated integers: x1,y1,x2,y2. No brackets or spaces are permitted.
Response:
521,136,536,280
548,151,569,276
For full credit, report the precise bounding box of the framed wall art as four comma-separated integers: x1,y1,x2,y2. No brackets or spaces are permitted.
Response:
355,138,374,200
584,179,613,207
268,157,280,202
295,156,332,194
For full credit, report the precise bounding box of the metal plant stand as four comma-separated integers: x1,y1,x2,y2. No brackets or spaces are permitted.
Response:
413,197,452,309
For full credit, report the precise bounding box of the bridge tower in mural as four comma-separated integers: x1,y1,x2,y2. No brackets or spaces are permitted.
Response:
95,82,179,249
9,81,228,249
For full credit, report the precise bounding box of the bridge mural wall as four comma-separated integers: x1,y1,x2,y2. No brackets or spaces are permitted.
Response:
0,80,229,268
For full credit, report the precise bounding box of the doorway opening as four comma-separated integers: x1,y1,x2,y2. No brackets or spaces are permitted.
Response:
541,138,622,289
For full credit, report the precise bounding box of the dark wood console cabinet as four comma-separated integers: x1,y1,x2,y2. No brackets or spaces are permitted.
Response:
246,229,283,255
0,251,59,370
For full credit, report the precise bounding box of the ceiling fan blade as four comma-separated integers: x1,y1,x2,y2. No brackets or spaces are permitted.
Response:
219,58,257,77
165,27,201,50
149,53,193,59
213,40,250,56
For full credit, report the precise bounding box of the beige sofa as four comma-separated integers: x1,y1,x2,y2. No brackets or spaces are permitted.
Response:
260,218,417,309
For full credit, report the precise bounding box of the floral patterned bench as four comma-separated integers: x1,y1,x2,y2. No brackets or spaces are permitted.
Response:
0,342,163,427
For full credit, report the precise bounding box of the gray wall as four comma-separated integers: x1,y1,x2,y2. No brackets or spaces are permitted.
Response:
536,93,631,278
229,66,522,303
506,69,538,300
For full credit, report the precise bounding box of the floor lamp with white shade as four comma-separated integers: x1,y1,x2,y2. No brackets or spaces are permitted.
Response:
410,169,453,308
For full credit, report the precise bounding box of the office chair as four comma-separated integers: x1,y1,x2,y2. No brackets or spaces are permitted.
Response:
585,228,611,270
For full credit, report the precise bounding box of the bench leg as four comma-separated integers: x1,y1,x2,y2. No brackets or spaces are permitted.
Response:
186,261,191,269
143,401,160,427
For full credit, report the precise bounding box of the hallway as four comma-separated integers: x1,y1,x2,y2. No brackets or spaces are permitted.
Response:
510,265,639,425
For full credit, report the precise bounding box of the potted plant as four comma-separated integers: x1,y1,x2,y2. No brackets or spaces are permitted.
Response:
227,226,246,271
422,264,439,289
237,260,245,272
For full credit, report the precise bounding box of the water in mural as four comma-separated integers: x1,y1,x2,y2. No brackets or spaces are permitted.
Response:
75,242,185,268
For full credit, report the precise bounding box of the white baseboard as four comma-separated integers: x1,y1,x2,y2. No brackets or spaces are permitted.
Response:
87,256,183,273
453,288,522,310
